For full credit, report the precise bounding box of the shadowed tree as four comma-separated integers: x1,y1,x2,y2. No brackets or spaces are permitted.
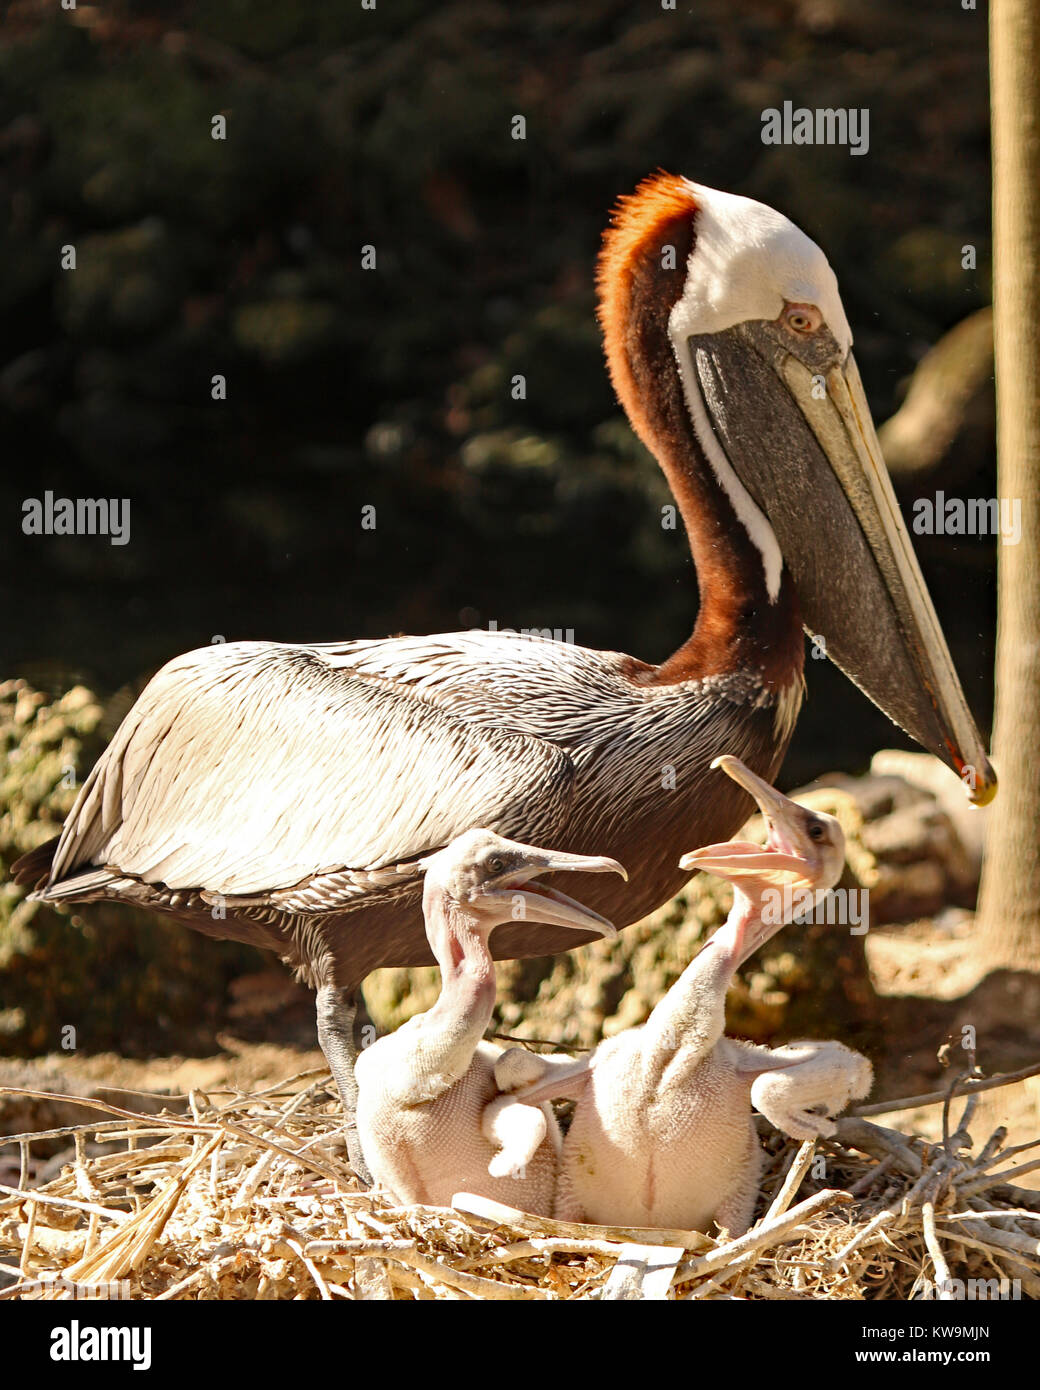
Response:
975,0,1040,972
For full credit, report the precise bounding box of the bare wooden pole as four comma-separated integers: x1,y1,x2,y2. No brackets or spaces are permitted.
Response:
975,0,1040,970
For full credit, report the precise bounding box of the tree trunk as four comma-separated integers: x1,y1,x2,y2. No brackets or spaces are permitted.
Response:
974,0,1040,969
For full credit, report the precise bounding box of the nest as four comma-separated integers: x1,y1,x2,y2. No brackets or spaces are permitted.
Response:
1,1069,1038,1301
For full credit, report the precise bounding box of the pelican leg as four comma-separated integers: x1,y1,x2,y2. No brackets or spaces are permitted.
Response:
316,985,372,1186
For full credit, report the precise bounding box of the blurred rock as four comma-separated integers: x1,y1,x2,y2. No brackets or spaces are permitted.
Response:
809,759,978,922
869,748,989,876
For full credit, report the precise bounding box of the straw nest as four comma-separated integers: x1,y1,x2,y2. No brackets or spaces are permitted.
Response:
2,1063,1039,1301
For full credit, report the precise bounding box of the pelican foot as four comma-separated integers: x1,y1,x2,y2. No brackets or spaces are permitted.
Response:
345,1121,373,1188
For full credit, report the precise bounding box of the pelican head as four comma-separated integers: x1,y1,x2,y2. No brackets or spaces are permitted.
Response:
420,828,625,938
599,174,995,805
679,755,845,895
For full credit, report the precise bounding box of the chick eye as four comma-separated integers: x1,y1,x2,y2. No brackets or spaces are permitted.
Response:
808,823,825,842
487,856,505,874
784,305,819,334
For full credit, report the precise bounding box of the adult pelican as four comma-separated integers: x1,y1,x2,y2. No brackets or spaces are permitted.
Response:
15,174,994,1176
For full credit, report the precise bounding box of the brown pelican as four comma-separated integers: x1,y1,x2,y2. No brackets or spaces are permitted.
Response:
497,756,872,1234
14,174,990,1179
354,829,623,1211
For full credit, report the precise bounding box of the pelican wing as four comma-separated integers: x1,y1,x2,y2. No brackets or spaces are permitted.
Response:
48,639,576,898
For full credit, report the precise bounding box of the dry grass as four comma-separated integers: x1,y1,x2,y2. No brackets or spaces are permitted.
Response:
1,1072,1038,1301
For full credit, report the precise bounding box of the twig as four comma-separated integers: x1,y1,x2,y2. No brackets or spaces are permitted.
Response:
827,1151,948,1270
949,1207,1040,1222
834,1117,924,1177
64,1133,223,1284
0,1087,190,1129
967,1135,1040,1176
153,1268,208,1301
464,1236,650,1268
976,1127,1008,1168
450,1191,712,1251
601,1243,686,1300
848,1153,895,1196
942,1048,979,1157
284,1236,334,1301
978,1183,1040,1213
675,1188,852,1283
934,1228,1040,1298
688,1139,821,1301
853,1060,1040,1117
304,1238,550,1300
922,1199,954,1298
0,1183,127,1224
935,1212,1040,1262
959,1157,1040,1197
765,1140,818,1222
489,1033,591,1052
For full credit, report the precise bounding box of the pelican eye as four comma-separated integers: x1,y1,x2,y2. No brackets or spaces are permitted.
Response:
807,822,826,842
486,855,506,875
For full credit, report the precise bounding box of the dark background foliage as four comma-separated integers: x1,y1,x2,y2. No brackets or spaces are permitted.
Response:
1,0,995,784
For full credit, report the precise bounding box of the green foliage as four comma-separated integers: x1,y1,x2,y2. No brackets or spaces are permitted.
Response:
0,682,262,1056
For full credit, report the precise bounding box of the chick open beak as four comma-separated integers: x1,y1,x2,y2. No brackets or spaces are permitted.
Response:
490,849,626,938
678,756,811,882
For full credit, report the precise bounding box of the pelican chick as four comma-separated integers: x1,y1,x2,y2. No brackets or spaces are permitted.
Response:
354,828,624,1212
498,757,871,1234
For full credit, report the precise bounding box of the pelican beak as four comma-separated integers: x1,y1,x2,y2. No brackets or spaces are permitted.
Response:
683,328,996,806
679,842,809,879
678,756,809,880
708,753,794,822
491,850,626,938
